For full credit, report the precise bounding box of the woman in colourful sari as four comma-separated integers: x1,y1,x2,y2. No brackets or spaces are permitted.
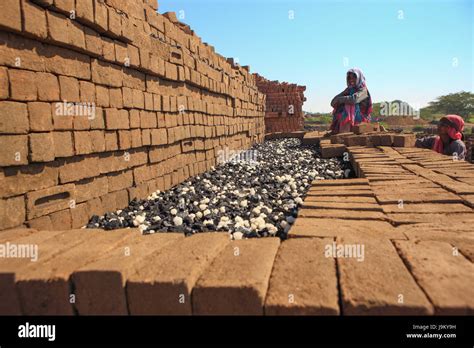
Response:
415,114,466,160
330,68,373,134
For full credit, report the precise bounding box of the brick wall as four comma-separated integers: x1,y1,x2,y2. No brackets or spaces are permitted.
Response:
254,74,306,133
0,0,266,231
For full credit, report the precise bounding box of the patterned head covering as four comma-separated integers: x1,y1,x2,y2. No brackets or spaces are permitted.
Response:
346,68,367,89
433,114,465,154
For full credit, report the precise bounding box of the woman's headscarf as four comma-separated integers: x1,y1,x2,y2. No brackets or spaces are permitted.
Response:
433,114,465,154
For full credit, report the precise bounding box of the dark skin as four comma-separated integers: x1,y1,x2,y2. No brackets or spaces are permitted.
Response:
438,123,451,144
347,72,357,88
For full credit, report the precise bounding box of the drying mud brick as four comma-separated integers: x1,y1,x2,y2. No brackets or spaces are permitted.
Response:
321,144,346,158
289,218,404,239
338,237,433,315
15,229,133,315
127,233,229,315
393,134,416,147
72,232,183,315
265,238,339,315
351,123,379,134
26,184,76,219
0,101,29,134
193,238,280,315
395,240,474,314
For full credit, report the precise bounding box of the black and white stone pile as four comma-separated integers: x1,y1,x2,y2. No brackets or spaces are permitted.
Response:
86,138,352,239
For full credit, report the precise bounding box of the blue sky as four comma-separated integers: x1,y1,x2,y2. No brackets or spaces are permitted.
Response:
158,0,473,113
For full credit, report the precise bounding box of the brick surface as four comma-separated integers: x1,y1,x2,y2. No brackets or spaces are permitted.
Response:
338,237,433,315
193,238,280,315
72,232,183,315
9,70,37,101
29,133,55,162
0,0,22,32
0,101,29,134
265,238,339,315
0,135,28,166
395,240,474,314
127,233,229,315
15,229,132,314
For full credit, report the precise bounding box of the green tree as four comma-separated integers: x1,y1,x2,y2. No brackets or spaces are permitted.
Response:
428,91,474,119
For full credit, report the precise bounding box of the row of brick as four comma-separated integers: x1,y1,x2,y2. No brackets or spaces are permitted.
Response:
292,176,473,314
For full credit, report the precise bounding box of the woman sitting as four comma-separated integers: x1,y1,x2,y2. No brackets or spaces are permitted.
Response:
330,68,373,134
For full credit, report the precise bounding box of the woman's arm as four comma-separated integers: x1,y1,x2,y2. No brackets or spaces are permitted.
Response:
415,136,435,149
345,87,369,104
330,89,349,108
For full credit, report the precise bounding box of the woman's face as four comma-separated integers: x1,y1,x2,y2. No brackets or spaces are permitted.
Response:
347,73,357,87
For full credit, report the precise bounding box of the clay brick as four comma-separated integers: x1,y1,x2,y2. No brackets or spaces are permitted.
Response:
79,80,95,104
0,163,58,198
395,240,474,314
338,237,433,314
29,132,55,162
151,128,167,145
52,131,74,157
0,67,8,99
22,0,48,39
83,26,102,56
109,88,123,108
49,208,72,230
59,76,80,102
321,144,346,158
127,233,229,315
93,0,108,32
87,130,105,153
91,59,123,87
59,155,100,183
74,131,92,155
108,170,133,192
27,215,53,231
9,69,37,101
104,131,118,151
46,11,85,49
0,135,28,166
265,238,339,315
15,229,132,315
76,0,94,25
75,176,108,203
289,218,404,240
393,134,416,147
165,61,178,80
105,108,129,129
70,202,90,228
351,122,379,134
380,134,394,146
344,135,367,147
72,232,183,315
118,130,131,149
132,89,144,109
53,0,75,13
28,102,53,131
35,73,60,101
130,128,142,148
193,238,280,315
0,0,22,32
95,85,110,107
0,101,29,134
122,87,133,108
140,110,157,128
26,183,75,219
0,196,26,230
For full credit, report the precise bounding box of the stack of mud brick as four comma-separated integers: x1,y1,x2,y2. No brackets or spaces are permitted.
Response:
0,0,266,232
320,123,417,158
254,73,306,133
